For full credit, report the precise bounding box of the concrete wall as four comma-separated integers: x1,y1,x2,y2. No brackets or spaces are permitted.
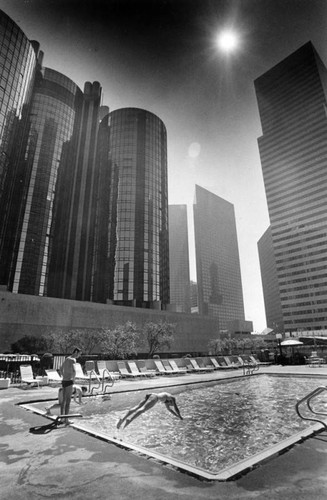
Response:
0,290,219,353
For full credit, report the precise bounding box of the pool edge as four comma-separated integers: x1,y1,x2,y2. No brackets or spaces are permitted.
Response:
19,401,327,482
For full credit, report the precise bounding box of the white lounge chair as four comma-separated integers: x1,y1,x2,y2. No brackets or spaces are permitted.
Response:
168,359,187,374
223,356,240,369
216,357,235,370
136,360,157,377
209,357,224,370
195,358,215,371
74,363,89,381
20,365,39,388
117,361,139,378
45,369,63,384
127,361,147,377
153,359,174,375
97,361,120,380
189,359,211,372
162,359,180,374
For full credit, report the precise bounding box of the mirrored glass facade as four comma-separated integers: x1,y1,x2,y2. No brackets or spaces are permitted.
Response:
12,67,80,295
105,108,169,307
0,10,36,179
48,82,101,301
0,10,170,310
169,204,190,312
193,185,245,328
0,10,37,286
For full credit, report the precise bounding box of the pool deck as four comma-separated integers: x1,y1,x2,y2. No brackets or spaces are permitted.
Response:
1,364,327,500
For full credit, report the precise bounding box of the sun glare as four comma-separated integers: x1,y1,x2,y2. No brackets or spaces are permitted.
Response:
216,30,239,53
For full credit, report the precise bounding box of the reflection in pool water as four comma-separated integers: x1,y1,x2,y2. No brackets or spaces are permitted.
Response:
75,375,327,473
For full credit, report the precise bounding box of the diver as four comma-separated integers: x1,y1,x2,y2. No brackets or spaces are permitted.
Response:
116,392,183,430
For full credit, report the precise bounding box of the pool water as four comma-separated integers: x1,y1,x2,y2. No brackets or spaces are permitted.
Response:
75,375,327,473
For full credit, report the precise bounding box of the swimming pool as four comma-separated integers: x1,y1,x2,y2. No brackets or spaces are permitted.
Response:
22,374,327,480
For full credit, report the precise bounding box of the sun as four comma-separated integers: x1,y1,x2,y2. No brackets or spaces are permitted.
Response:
216,30,239,53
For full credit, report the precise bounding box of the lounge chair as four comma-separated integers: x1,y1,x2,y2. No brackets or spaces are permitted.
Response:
85,369,101,382
136,360,157,377
249,354,270,366
240,355,258,367
74,363,89,381
189,358,212,372
117,361,139,378
105,361,121,379
216,357,235,370
20,365,39,388
223,356,240,369
97,361,120,380
183,359,197,372
45,369,63,384
237,356,259,373
153,359,175,375
168,359,187,374
209,357,224,370
85,360,95,371
83,361,101,381
161,359,180,374
195,358,215,371
127,361,148,377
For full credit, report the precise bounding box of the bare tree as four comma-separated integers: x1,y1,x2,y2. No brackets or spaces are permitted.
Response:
208,337,237,355
11,335,48,354
208,338,224,355
44,327,107,354
101,322,140,359
143,321,175,357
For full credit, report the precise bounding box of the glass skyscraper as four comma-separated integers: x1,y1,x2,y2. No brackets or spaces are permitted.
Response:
0,10,170,310
0,9,37,287
47,82,101,301
255,42,327,332
11,67,81,295
169,204,190,313
0,10,36,185
193,185,245,328
257,226,284,332
94,108,169,308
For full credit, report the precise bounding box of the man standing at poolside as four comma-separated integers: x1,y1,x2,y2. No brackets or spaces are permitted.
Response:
60,347,82,424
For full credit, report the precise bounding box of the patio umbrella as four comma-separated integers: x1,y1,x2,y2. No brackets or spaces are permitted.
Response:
280,339,303,363
280,339,303,346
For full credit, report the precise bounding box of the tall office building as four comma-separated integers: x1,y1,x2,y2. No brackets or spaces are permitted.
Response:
0,10,170,311
257,226,284,332
255,42,327,332
190,280,198,313
10,67,82,296
193,185,245,328
0,10,37,287
93,108,169,308
48,82,101,301
169,204,190,313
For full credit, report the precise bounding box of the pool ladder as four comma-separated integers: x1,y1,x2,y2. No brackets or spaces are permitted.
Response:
242,362,259,376
87,369,115,396
296,386,327,429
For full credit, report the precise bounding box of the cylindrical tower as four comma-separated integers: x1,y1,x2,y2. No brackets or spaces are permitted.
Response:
48,81,102,302
11,67,81,295
0,9,37,286
102,107,169,308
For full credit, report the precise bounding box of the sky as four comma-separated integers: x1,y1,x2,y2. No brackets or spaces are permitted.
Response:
1,0,327,332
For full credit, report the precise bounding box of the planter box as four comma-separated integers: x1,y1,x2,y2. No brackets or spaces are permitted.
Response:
0,378,10,389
